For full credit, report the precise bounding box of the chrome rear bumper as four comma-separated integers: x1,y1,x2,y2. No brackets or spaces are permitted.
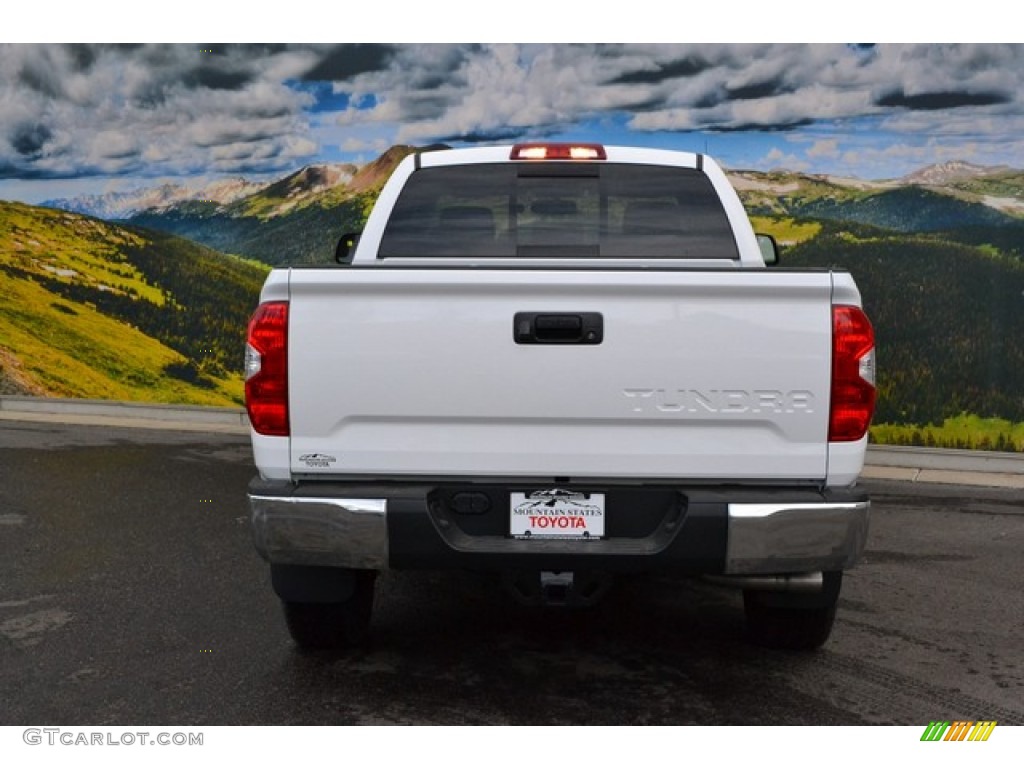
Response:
725,500,870,575
250,494,388,570
249,481,869,577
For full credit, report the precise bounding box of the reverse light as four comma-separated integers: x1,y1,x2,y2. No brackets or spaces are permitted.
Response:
829,305,876,442
245,301,289,437
510,143,607,161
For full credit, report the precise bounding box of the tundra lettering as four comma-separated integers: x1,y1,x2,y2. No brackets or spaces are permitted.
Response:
623,388,816,414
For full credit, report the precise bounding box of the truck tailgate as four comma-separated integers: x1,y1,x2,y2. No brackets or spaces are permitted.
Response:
286,268,834,482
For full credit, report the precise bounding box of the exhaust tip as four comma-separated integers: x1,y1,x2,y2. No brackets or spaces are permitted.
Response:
704,572,824,594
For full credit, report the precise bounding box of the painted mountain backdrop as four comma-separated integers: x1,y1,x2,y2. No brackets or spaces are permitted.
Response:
42,150,1024,264
4,145,1024,449
0,201,266,406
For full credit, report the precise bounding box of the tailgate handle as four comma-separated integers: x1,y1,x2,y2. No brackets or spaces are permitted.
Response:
514,312,603,344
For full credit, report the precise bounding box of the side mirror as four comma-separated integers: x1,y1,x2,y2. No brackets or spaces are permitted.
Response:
756,233,780,266
335,232,361,264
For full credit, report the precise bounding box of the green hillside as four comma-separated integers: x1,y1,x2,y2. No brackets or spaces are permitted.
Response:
131,193,374,266
731,171,871,217
795,186,1019,232
0,201,267,405
943,168,1024,203
779,223,1024,427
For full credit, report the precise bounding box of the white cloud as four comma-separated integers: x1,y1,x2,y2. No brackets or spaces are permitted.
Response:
2,43,1023,182
0,44,319,179
807,139,841,159
761,147,809,172
322,43,1024,146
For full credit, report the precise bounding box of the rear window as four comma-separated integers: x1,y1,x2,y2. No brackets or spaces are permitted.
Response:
378,162,738,259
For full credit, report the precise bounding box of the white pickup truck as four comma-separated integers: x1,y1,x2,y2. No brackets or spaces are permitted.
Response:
244,143,876,651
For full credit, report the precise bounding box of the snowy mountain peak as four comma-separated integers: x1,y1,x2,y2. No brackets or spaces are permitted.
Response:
900,161,1001,186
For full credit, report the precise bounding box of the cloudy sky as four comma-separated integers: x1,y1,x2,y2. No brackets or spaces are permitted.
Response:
1,42,1022,203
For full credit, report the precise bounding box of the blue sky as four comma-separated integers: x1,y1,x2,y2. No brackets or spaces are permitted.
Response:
1,42,1022,203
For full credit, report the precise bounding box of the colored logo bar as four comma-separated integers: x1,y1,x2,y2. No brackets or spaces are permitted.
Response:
920,721,997,742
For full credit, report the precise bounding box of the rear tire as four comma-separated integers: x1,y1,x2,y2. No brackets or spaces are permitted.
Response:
743,571,841,651
282,570,376,651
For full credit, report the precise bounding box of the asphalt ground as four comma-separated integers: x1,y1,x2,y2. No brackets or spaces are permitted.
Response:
0,419,1021,727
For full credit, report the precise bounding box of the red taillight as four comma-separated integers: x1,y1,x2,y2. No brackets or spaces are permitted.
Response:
245,301,289,437
830,305,876,442
510,143,607,160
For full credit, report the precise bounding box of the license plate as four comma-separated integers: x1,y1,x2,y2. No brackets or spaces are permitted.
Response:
510,489,605,539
